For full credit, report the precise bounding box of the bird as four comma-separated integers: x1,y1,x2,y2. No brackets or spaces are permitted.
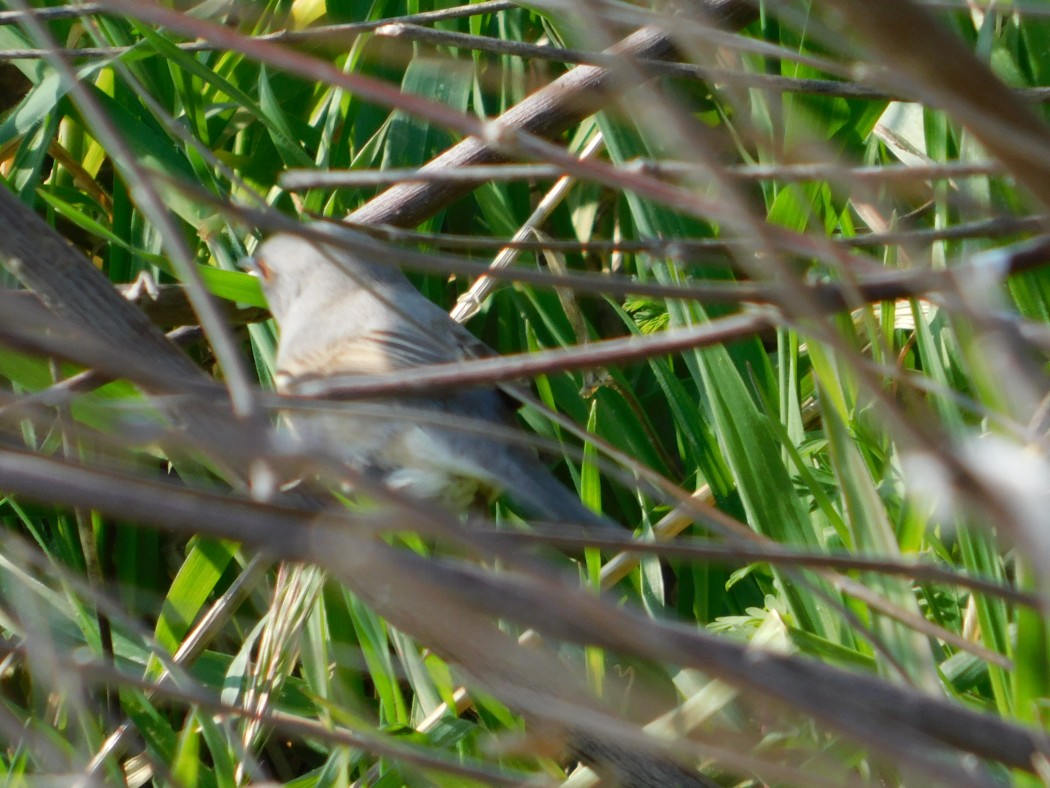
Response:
246,230,616,529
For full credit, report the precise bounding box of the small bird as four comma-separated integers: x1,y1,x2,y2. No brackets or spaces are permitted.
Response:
247,230,615,529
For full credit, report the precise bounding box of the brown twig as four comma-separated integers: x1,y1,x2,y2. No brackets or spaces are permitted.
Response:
0,446,1042,781
812,0,1050,215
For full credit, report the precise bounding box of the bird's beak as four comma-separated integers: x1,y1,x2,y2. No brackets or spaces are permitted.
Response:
237,255,260,277
239,254,274,282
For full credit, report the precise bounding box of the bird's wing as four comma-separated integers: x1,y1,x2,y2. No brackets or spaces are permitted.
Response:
276,324,465,394
362,328,459,368
447,319,496,360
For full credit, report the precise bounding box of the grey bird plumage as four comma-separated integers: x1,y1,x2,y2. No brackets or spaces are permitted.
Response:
251,231,615,529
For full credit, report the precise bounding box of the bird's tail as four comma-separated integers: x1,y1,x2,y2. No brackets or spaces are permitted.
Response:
500,451,622,530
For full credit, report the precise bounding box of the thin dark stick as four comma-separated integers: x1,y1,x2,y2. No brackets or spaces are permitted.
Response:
347,1,759,229
0,448,1044,778
281,158,1004,189
324,214,1043,255
0,0,511,27
479,528,1039,608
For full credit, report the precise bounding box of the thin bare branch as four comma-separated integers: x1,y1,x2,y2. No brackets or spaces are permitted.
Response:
8,0,258,417
483,527,1038,608
811,0,1050,215
281,158,1004,189
0,446,1045,780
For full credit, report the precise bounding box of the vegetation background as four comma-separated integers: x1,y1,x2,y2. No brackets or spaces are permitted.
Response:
1,0,1050,785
